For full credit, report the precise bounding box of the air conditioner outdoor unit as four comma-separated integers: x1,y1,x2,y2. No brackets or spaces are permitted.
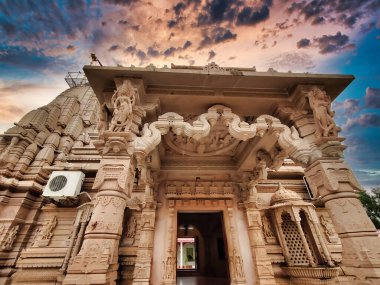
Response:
43,171,85,201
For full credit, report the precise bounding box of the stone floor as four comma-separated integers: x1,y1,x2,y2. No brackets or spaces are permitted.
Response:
177,276,230,285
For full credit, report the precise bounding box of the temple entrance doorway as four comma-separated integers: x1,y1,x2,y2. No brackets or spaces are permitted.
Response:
176,212,230,285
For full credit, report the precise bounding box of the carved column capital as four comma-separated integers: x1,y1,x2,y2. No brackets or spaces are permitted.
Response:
92,159,135,197
305,159,362,202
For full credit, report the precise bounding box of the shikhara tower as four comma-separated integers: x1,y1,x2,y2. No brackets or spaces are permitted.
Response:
0,63,379,285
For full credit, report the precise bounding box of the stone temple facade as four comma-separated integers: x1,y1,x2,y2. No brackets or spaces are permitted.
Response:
0,63,379,285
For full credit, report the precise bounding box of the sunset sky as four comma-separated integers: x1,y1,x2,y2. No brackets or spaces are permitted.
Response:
0,0,379,188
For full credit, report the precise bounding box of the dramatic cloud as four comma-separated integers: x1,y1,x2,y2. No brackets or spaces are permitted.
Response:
183,40,192,49
236,1,273,26
147,46,160,57
66,45,75,51
344,113,380,130
0,45,66,71
314,32,351,54
208,50,216,61
109,45,120,51
198,27,237,49
297,32,354,54
297,38,311,48
104,0,137,6
164,47,177,57
196,0,237,26
285,0,379,29
267,52,314,71
333,99,361,116
365,87,380,108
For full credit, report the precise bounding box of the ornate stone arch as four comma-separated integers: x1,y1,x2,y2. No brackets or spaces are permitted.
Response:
133,104,319,168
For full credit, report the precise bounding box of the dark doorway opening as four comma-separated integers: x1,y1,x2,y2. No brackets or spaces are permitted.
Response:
177,212,229,284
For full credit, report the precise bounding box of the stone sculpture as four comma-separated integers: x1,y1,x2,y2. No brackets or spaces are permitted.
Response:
306,87,340,138
109,80,136,132
33,216,58,247
126,216,137,239
1,225,19,251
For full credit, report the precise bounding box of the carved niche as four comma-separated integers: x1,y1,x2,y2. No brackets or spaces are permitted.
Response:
124,215,137,245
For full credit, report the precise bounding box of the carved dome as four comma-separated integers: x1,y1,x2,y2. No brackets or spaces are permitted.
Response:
270,183,302,205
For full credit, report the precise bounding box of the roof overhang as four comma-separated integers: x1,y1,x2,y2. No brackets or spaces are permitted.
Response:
83,65,354,116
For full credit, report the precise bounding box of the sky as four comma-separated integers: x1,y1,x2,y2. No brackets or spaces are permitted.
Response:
0,0,379,188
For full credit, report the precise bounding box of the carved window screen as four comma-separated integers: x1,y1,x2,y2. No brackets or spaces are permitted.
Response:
300,211,320,264
281,212,309,266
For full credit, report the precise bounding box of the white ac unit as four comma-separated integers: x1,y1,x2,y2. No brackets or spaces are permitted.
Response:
43,171,85,201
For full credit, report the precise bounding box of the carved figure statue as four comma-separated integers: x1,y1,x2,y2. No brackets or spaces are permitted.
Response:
230,250,245,279
307,87,339,138
163,256,174,280
262,215,275,239
97,103,107,134
1,225,19,250
126,216,137,238
0,224,5,236
109,81,136,132
40,216,57,240
320,215,337,243
33,216,58,247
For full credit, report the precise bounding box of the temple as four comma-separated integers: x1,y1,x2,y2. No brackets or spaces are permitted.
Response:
0,62,379,285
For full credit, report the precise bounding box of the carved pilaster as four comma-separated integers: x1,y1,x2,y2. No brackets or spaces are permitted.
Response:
225,207,246,285
243,183,276,285
162,204,176,285
132,185,157,285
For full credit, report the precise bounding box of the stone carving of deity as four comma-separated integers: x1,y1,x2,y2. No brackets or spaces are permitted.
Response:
262,216,275,240
126,216,137,238
320,215,338,243
97,103,108,134
34,216,58,247
1,225,19,251
230,250,245,279
307,87,340,138
163,256,174,280
109,81,136,132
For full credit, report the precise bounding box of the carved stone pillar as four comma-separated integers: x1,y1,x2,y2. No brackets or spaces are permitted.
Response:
132,185,157,285
162,202,176,285
243,183,276,285
63,158,135,285
305,159,380,283
225,207,246,285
